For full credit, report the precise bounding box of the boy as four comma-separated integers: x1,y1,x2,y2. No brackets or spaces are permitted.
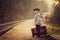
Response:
33,8,42,37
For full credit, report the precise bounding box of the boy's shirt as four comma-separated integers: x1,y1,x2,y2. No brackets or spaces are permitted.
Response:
34,13,42,25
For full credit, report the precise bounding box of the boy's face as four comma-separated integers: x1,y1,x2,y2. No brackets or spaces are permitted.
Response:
33,10,39,14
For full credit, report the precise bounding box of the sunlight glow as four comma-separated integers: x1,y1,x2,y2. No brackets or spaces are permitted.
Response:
45,0,54,13
37,0,54,13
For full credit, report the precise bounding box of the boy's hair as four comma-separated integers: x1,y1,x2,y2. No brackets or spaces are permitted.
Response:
33,8,40,11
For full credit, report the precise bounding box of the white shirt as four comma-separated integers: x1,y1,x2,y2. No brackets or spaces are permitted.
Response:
34,13,42,25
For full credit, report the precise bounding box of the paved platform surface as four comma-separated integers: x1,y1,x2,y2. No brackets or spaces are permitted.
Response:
0,19,60,40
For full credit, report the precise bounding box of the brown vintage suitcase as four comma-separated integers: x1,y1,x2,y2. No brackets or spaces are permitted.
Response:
31,26,47,37
40,26,47,34
31,28,37,37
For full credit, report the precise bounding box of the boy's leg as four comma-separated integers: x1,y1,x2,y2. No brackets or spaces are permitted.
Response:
36,25,40,37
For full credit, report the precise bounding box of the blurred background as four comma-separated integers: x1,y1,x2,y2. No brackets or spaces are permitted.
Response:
0,0,60,36
0,0,60,25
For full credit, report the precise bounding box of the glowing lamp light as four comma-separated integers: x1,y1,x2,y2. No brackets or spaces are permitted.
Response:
52,0,59,6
